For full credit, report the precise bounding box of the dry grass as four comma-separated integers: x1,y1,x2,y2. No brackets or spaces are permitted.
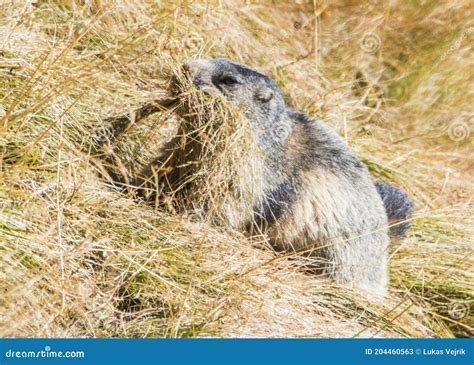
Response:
0,0,472,338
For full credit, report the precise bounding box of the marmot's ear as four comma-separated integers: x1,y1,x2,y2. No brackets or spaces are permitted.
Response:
255,85,274,103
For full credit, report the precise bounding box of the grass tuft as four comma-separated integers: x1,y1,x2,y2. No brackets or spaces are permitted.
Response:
0,0,472,338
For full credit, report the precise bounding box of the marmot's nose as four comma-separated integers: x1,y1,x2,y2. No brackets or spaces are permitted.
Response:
182,60,197,77
182,62,191,74
182,59,209,77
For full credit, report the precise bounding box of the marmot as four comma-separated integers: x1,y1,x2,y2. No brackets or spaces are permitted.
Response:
134,57,413,297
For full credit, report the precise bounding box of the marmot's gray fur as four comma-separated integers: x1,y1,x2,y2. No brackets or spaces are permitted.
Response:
137,58,413,297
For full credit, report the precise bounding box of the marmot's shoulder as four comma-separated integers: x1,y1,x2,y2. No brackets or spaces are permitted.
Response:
286,109,366,178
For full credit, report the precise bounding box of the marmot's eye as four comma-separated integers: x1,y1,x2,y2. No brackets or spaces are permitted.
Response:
220,75,238,85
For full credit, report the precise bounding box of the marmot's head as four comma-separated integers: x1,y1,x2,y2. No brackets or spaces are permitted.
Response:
180,57,286,127
161,58,290,227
